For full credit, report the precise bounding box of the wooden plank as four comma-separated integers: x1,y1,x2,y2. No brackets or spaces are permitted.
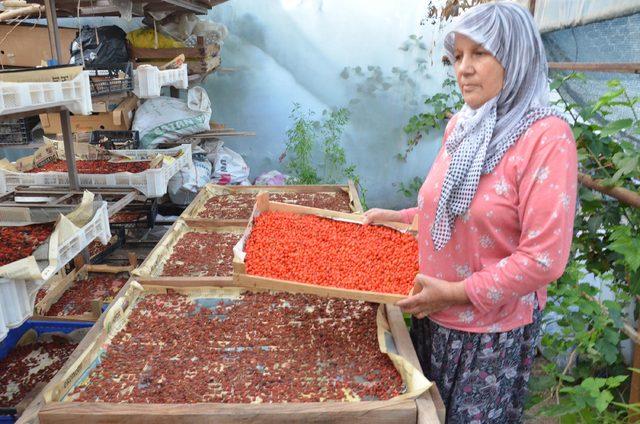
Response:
234,273,405,304
38,399,417,424
386,306,446,422
348,179,364,213
184,217,248,227
129,43,220,60
106,190,138,217
629,314,640,423
138,276,234,287
549,62,640,74
85,264,134,274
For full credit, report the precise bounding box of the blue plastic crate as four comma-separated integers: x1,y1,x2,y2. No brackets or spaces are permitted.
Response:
0,320,93,361
0,320,93,423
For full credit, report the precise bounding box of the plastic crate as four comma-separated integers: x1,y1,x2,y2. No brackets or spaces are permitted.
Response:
109,198,158,229
0,320,92,423
133,64,188,98
0,71,92,116
85,62,133,97
42,201,111,280
0,319,92,360
0,117,38,145
0,279,41,342
0,144,192,198
0,202,110,341
89,227,126,264
89,130,140,150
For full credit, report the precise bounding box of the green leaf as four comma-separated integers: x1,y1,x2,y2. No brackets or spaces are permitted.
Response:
550,79,563,90
594,390,613,412
605,375,628,388
607,226,640,272
600,118,633,137
572,126,584,140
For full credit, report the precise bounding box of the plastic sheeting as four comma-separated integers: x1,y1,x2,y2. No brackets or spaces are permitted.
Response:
519,0,640,33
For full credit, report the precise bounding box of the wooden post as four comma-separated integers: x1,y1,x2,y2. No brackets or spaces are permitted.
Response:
44,0,79,190
629,315,640,422
549,62,640,74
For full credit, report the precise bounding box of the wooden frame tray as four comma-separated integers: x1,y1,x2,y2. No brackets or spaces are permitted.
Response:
33,263,134,322
181,181,364,226
233,194,417,304
133,219,244,281
22,279,443,424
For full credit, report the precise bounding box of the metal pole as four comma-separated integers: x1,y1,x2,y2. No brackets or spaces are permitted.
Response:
44,0,80,190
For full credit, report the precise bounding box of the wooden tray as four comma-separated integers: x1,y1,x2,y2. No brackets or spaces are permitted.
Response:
181,181,364,226
132,219,244,280
23,279,443,424
233,194,417,305
33,263,134,322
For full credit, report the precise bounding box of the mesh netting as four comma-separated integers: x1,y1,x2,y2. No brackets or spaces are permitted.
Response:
542,12,640,141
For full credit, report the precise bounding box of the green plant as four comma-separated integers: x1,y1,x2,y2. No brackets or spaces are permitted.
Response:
282,104,321,185
525,74,640,421
281,104,367,208
395,176,424,199
400,76,463,161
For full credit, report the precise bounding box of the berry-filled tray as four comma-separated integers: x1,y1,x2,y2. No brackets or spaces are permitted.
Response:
181,182,363,224
32,280,434,424
233,194,418,304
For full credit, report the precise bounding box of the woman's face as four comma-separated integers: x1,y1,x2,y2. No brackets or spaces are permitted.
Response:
453,34,505,109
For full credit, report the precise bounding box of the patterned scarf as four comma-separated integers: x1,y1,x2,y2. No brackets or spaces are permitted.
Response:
431,2,567,250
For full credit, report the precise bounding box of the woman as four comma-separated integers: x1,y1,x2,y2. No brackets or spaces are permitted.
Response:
363,2,577,423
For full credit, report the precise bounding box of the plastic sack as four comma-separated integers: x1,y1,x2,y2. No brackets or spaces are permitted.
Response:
185,20,229,47
126,28,185,49
70,26,129,67
132,87,212,148
211,146,250,185
142,12,199,42
255,170,289,185
168,147,212,205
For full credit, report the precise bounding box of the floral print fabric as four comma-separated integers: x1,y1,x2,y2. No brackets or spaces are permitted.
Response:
399,115,577,333
411,302,542,423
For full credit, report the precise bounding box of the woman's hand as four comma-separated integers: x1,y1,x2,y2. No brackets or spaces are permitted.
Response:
362,208,403,225
396,274,470,319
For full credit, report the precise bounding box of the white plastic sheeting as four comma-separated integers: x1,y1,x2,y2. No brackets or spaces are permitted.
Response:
204,0,451,208
517,0,640,32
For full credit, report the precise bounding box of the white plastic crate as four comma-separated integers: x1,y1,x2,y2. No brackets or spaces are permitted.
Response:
0,71,92,116
133,64,188,98
0,144,192,198
0,279,42,341
0,201,111,341
41,201,111,280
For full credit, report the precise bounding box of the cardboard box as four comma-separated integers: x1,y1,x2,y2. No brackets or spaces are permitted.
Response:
0,24,76,68
0,65,83,83
39,96,137,135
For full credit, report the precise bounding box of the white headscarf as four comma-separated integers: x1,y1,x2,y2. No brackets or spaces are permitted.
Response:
431,1,565,251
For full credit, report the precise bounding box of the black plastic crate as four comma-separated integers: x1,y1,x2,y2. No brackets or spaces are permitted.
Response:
109,198,158,229
89,227,126,264
89,130,139,150
0,117,38,145
85,62,133,97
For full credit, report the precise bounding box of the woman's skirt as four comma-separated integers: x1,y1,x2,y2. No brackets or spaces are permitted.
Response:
411,305,542,423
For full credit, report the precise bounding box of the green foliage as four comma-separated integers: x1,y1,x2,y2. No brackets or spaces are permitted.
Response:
282,104,367,208
400,77,463,160
525,74,640,421
396,176,424,199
